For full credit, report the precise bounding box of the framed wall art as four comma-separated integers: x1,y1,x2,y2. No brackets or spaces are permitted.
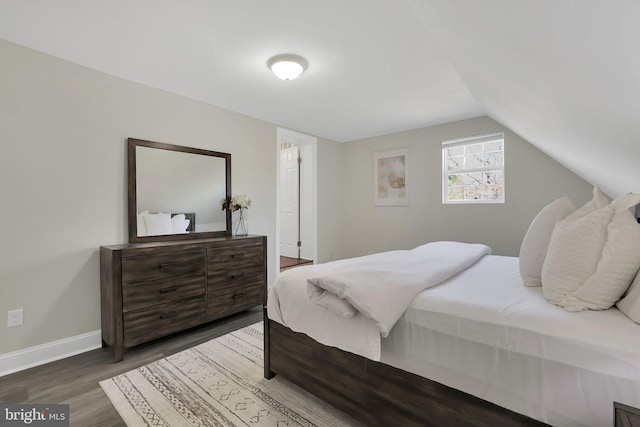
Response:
373,148,409,206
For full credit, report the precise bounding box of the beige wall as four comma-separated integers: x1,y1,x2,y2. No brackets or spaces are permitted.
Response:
335,117,594,259
0,39,297,355
316,137,344,263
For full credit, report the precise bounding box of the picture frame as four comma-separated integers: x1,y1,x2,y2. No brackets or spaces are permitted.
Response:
373,148,409,206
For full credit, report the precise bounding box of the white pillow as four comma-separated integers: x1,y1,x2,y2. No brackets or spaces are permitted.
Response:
137,210,148,236
566,206,640,310
617,271,640,323
519,197,575,287
541,190,612,308
143,212,173,236
542,191,640,311
170,214,189,233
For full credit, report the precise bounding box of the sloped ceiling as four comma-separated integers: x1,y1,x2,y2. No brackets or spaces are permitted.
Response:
1,0,638,196
406,0,640,197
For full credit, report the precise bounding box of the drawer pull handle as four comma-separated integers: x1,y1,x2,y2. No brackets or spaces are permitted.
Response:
231,253,245,258
232,293,245,300
159,286,178,294
160,312,177,320
159,263,177,269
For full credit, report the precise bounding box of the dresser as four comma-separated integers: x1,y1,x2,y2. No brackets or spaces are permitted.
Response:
100,235,266,361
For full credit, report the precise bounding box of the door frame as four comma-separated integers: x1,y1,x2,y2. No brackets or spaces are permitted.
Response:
275,128,317,271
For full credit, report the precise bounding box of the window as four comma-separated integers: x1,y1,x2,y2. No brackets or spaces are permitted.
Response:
442,132,504,204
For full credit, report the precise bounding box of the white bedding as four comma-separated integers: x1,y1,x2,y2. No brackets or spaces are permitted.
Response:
268,259,384,360
267,253,640,426
307,241,490,336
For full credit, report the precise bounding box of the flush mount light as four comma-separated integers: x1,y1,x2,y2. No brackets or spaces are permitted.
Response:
267,54,308,81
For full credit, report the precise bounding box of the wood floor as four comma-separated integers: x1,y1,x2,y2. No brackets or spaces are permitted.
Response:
0,307,262,427
280,256,313,271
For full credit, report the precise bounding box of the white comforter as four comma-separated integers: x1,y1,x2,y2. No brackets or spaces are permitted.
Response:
307,241,491,336
268,241,491,359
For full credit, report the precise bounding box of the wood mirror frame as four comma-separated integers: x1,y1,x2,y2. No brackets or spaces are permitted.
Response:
128,138,232,243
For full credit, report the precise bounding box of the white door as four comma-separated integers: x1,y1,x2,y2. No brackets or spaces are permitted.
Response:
279,144,299,258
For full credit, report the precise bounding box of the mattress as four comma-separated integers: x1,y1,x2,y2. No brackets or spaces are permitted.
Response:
380,255,640,427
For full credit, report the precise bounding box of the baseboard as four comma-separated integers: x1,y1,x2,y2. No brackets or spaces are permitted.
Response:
0,330,102,377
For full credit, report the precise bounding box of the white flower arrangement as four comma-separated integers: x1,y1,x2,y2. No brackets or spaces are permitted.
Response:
221,194,252,211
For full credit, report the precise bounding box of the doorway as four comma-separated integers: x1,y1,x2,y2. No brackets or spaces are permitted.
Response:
276,128,317,272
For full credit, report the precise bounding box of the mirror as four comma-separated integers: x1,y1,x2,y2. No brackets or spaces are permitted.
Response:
128,138,231,243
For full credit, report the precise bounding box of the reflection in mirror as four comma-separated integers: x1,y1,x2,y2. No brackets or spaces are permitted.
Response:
136,146,227,234
128,138,231,243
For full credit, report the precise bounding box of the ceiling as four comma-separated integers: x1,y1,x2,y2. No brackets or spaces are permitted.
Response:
1,0,639,197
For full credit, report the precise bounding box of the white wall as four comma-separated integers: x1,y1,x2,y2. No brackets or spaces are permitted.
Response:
334,117,594,259
0,39,286,355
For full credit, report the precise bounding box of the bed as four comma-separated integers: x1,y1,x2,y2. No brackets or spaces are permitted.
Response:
264,241,640,426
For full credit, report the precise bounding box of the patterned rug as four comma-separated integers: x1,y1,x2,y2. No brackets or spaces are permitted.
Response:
100,322,361,426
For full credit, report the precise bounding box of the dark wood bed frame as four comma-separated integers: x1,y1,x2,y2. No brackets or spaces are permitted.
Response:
263,308,548,427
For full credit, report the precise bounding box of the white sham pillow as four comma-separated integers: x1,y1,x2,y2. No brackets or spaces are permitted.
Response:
542,191,640,311
565,206,640,310
143,212,173,236
170,214,189,233
519,197,575,287
617,271,640,324
137,210,149,236
540,187,610,306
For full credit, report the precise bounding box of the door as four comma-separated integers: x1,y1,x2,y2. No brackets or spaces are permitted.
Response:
279,144,299,258
276,127,317,270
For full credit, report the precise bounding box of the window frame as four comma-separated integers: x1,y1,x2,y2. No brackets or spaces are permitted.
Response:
441,132,505,205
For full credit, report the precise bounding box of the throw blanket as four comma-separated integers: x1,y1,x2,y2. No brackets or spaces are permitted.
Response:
307,241,491,337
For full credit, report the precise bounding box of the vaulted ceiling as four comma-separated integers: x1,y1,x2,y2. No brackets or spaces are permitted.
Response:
1,0,638,197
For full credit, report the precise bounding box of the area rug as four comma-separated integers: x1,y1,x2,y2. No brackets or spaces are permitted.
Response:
100,322,361,426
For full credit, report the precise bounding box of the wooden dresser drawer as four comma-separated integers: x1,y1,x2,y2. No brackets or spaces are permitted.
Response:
122,274,205,312
207,242,264,269
207,263,264,291
124,296,205,347
207,283,264,316
122,249,205,284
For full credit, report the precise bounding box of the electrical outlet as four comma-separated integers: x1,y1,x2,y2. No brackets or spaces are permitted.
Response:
8,309,23,328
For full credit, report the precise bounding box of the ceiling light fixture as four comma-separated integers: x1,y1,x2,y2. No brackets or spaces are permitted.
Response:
267,54,308,81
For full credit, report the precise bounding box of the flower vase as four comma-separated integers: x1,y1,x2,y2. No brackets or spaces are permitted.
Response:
234,209,248,236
